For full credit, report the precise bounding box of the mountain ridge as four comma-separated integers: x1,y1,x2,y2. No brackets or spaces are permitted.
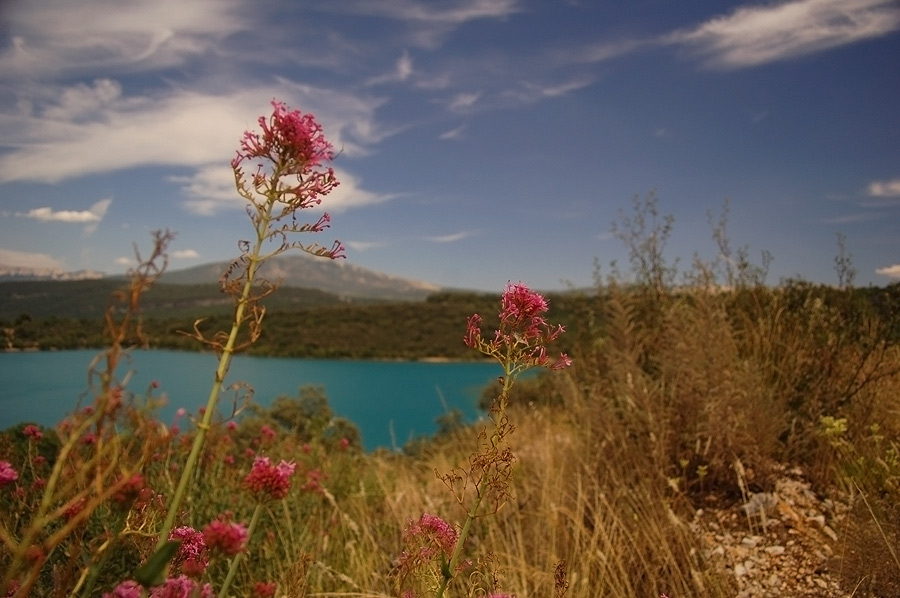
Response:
0,254,442,302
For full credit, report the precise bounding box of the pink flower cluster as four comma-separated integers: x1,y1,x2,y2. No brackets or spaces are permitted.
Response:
232,100,339,208
399,513,458,567
465,282,572,371
243,456,296,500
235,100,334,170
202,513,248,557
0,460,17,487
169,526,209,577
23,425,42,440
103,577,214,598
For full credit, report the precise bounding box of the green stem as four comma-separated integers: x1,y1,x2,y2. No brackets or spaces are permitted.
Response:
435,365,516,598
218,502,264,598
155,203,273,551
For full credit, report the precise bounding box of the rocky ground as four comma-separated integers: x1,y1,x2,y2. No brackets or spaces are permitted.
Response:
690,467,857,598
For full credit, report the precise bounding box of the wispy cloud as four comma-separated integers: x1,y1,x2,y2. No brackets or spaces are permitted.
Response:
317,0,523,49
15,198,111,234
366,51,415,86
447,92,482,112
424,231,475,243
345,240,387,251
439,124,467,140
868,177,900,197
667,0,900,69
0,0,249,79
0,248,65,270
178,165,397,216
503,77,594,103
171,249,200,259
876,264,900,278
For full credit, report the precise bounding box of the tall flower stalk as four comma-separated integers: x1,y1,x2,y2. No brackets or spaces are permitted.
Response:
150,100,343,566
421,283,571,598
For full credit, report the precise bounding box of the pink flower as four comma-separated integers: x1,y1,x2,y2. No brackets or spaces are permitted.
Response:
149,576,214,598
244,456,296,500
103,580,142,598
23,424,42,440
202,514,248,557
230,100,344,259
0,461,18,487
237,100,334,166
253,581,277,598
401,513,458,562
168,526,208,577
465,282,571,371
259,424,277,444
112,473,146,505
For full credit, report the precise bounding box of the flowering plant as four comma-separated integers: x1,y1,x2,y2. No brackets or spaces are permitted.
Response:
140,99,342,591
401,283,571,598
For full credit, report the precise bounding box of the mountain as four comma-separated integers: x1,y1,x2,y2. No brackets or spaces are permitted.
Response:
146,254,442,301
0,265,105,281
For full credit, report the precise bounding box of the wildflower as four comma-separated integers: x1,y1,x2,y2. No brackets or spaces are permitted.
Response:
103,580,142,598
112,473,146,505
230,99,344,258
465,282,571,371
244,456,296,500
398,513,459,575
149,576,214,598
22,424,42,440
303,467,328,494
202,513,248,557
63,497,86,521
234,99,336,174
408,513,458,557
0,460,18,487
259,424,276,444
168,526,208,577
253,581,277,598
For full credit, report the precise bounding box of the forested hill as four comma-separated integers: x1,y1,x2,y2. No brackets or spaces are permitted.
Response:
2,280,899,361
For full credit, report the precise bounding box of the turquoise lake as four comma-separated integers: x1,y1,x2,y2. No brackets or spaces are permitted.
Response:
0,349,504,450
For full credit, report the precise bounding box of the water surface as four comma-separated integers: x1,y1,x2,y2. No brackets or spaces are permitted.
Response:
0,350,503,450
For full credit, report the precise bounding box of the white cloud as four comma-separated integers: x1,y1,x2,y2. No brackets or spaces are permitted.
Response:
345,240,387,251
0,248,65,270
868,178,900,197
0,0,249,79
15,198,111,227
504,77,594,103
366,51,415,86
876,264,900,279
114,256,135,266
439,124,467,140
171,249,200,259
668,0,900,69
0,81,391,185
424,231,475,243
177,165,396,216
447,92,482,112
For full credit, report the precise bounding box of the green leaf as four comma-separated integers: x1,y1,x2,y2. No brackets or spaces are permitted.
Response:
134,540,181,588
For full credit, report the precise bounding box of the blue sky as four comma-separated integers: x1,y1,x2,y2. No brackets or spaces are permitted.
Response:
0,0,898,291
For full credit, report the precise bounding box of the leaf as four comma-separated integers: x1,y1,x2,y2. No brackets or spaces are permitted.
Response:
134,540,181,588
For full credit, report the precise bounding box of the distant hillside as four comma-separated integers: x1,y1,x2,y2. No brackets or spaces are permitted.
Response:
0,265,104,281
161,254,441,301
0,255,443,320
